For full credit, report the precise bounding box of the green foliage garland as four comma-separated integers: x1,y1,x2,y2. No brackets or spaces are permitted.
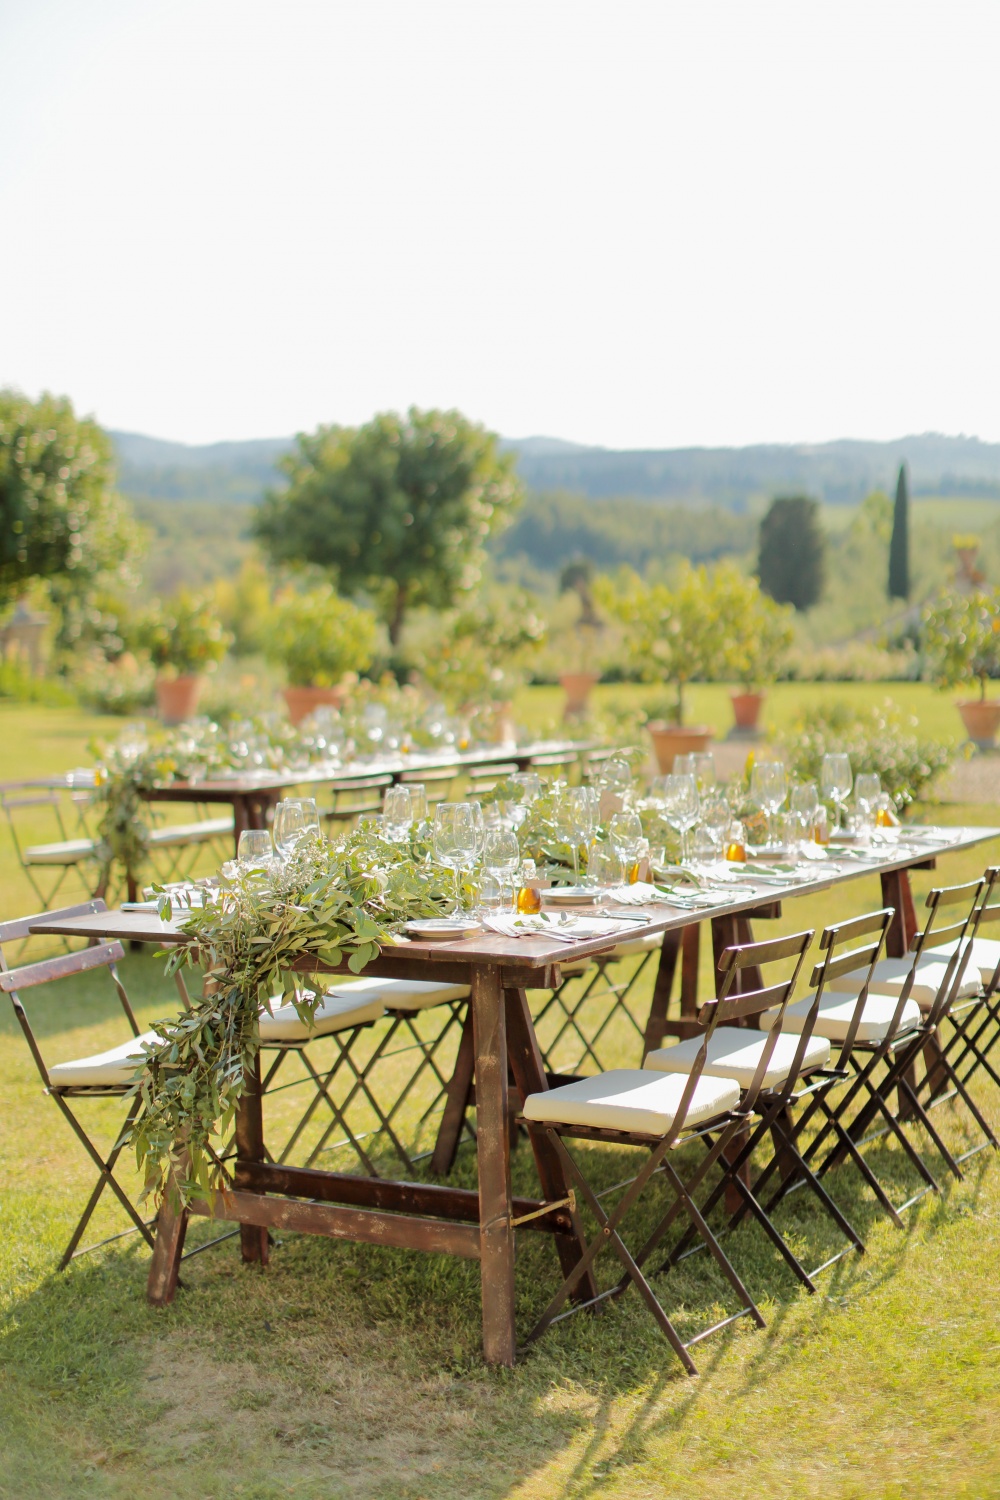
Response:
131,829,449,1204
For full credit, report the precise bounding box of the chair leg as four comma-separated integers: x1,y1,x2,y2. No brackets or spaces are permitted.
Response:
431,1005,476,1175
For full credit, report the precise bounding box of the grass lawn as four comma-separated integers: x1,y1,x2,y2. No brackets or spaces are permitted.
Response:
3,702,1000,1498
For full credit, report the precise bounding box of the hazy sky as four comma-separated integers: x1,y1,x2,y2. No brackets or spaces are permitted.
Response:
1,0,998,449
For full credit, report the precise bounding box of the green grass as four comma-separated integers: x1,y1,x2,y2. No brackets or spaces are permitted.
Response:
3,707,1000,1497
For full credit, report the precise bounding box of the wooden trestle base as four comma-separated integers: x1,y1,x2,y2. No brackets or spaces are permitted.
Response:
146,975,597,1369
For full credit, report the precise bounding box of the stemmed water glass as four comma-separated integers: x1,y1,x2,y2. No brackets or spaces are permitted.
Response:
699,792,731,862
675,752,715,795
854,772,881,840
508,772,541,830
556,786,593,883
750,761,788,848
821,753,853,833
382,785,413,843
406,783,429,825
237,829,272,875
661,773,700,863
609,810,644,886
482,828,520,912
433,803,480,919
273,799,319,860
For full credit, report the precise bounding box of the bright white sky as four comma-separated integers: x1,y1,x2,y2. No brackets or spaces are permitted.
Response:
0,0,998,449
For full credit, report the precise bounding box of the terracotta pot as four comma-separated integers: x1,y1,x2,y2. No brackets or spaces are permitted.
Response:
957,699,1000,748
560,671,599,719
730,690,765,734
283,684,348,726
646,721,713,773
155,674,203,725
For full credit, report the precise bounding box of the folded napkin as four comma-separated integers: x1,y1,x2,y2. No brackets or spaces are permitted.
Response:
482,914,640,944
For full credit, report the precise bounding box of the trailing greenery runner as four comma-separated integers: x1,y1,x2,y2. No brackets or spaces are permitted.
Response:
129,828,447,1205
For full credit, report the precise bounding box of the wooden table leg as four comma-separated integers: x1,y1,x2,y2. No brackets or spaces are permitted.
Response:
679,923,701,1015
471,963,516,1366
147,1162,189,1306
642,928,681,1056
505,984,598,1306
431,1005,476,1176
234,1054,270,1266
881,867,919,959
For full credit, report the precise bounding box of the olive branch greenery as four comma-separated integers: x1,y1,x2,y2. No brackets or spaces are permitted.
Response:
128,827,449,1205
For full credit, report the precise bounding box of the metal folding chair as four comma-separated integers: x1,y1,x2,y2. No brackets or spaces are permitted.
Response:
517,929,814,1372
0,783,101,912
812,875,996,1202
920,868,1000,1108
530,931,664,1077
0,901,159,1266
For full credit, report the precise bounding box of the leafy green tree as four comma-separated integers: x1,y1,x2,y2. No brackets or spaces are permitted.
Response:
923,587,1000,701
888,463,910,600
758,495,826,611
254,408,523,646
0,389,138,603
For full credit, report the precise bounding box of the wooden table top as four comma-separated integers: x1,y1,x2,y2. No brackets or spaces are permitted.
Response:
29,825,1000,972
138,739,597,800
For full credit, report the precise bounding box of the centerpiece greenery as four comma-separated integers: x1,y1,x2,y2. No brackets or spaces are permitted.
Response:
130,827,449,1203
779,699,953,808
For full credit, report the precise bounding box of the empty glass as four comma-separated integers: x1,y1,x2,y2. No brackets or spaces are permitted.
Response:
382,785,413,842
821,753,853,832
855,772,881,815
660,773,700,863
586,841,618,889
508,772,541,829
790,781,820,819
699,792,731,859
237,828,272,874
433,803,480,917
405,783,429,824
687,752,716,795
482,828,520,911
749,760,788,846
609,809,644,885
273,800,312,859
556,786,593,882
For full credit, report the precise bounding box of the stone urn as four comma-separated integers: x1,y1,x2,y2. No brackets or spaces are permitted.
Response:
956,698,1000,749
559,671,600,720
646,722,713,773
283,684,348,727
729,690,765,736
155,674,203,725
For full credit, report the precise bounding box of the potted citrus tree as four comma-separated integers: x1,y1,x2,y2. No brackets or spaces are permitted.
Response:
600,564,730,771
557,561,604,720
135,592,231,724
718,567,795,735
923,586,1000,748
269,584,377,725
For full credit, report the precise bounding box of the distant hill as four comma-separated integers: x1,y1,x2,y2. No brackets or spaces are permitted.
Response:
110,428,1000,510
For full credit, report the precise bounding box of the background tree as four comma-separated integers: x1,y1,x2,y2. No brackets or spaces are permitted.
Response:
0,388,139,604
758,495,826,611
254,407,523,646
888,462,910,600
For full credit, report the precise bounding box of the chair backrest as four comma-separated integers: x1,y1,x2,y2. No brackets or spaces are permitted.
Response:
0,786,71,858
696,928,814,1113
967,866,1000,996
808,906,895,1066
912,875,987,1028
529,751,578,772
0,901,132,1090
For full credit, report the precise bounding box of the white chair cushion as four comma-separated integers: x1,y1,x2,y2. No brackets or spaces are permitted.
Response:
759,991,922,1043
644,1028,831,1090
147,817,235,846
24,837,97,865
259,988,384,1041
328,976,470,1011
928,937,1000,988
605,931,665,961
48,1029,161,1088
523,1068,740,1135
828,954,980,1007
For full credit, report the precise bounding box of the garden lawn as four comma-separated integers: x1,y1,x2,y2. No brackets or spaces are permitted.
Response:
3,704,1000,1498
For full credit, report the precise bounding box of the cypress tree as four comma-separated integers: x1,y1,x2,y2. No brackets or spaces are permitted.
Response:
758,495,826,611
888,463,910,600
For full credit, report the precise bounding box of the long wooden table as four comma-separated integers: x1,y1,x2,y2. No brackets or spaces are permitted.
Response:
140,738,596,849
31,825,999,1365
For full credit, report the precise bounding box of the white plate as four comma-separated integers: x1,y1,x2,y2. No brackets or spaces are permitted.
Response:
543,886,598,906
405,919,482,942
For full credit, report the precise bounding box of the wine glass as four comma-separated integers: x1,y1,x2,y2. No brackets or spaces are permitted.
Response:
272,800,308,860
689,752,716,795
699,792,731,861
483,828,520,912
790,781,819,819
405,783,429,824
750,761,788,848
237,828,272,875
433,803,479,917
821,753,853,833
661,773,700,863
508,772,541,830
855,772,881,815
609,810,644,886
556,786,592,883
382,785,413,843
